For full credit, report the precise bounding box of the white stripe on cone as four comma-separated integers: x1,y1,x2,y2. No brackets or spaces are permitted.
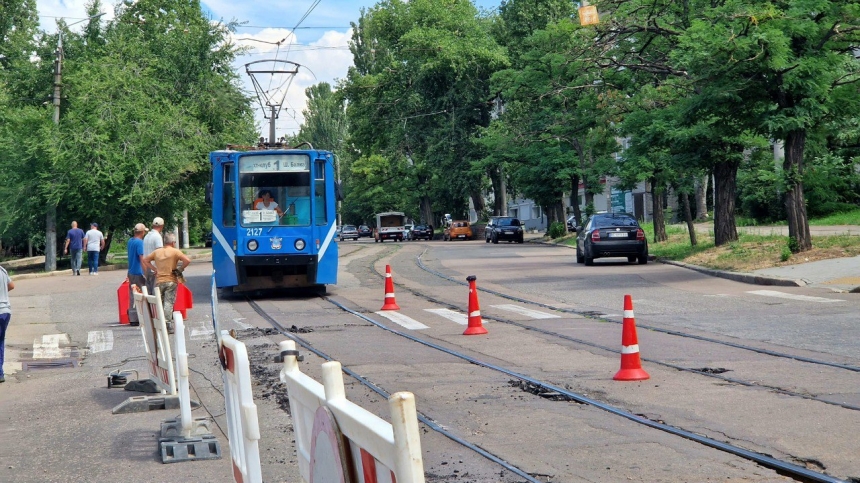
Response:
621,344,640,354
469,311,481,317
623,310,635,318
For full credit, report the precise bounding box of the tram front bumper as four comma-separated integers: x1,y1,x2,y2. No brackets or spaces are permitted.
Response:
236,254,318,289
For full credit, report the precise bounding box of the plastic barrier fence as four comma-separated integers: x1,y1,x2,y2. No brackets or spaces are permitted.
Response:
158,312,221,463
278,340,425,483
220,330,262,483
133,286,177,395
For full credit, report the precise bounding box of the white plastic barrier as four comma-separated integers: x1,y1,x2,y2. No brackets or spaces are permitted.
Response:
278,340,425,483
158,312,221,463
133,286,177,394
220,330,262,483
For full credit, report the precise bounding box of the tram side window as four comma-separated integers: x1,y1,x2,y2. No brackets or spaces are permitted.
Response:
222,163,235,227
314,159,327,226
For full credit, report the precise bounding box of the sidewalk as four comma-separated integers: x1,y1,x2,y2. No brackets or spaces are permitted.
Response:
0,255,234,483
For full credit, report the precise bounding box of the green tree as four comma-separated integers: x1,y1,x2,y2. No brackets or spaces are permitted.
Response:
342,0,508,226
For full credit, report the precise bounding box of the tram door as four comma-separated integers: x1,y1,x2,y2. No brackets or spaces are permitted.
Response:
211,156,239,287
313,156,338,284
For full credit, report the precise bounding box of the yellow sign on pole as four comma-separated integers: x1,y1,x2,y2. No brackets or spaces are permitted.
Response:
579,5,599,26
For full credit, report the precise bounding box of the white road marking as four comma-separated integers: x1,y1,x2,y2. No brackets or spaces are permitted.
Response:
425,308,468,325
87,330,114,353
747,290,843,303
704,294,731,297
187,317,216,340
375,311,429,330
491,304,560,319
232,317,253,330
33,333,71,358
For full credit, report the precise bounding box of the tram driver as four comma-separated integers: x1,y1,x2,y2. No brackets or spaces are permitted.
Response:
253,189,284,217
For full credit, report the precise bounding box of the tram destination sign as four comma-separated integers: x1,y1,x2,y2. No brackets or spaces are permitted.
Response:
240,154,309,173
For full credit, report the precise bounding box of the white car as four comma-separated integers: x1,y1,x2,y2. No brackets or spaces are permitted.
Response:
403,224,413,240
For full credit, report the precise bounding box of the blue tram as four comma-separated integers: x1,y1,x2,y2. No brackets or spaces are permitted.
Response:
208,146,339,292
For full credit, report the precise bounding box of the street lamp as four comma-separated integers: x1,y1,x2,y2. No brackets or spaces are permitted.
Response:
45,12,106,272
53,13,106,124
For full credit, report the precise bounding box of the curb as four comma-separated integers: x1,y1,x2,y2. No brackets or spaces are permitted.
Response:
532,238,808,288
8,252,212,281
658,259,806,287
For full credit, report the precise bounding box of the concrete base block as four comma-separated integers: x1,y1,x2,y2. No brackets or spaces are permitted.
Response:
159,435,222,464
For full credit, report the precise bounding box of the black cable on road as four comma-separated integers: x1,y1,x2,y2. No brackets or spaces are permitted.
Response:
245,297,543,483
416,252,860,374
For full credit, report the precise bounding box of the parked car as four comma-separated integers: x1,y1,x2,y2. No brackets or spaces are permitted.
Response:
340,224,359,241
567,215,578,232
410,224,433,240
443,220,473,241
485,217,524,244
403,224,414,240
358,225,372,237
576,213,648,265
204,231,212,247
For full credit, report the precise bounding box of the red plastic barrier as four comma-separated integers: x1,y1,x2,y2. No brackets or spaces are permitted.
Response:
117,279,130,325
173,282,193,319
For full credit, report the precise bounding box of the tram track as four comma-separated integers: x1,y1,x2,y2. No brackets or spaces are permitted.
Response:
244,293,847,483
414,250,860,374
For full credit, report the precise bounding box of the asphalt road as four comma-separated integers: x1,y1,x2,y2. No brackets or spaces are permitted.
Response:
2,237,858,482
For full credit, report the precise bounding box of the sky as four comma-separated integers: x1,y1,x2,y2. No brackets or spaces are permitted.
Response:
35,0,500,137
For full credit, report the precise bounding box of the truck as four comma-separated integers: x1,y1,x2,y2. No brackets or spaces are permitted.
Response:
374,212,407,242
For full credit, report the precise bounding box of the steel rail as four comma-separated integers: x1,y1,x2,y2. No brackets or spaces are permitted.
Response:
415,252,860,373
245,298,543,483
314,296,846,483
372,258,860,412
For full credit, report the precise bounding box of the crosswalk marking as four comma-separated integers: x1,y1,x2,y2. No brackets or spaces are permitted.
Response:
33,333,70,359
747,290,843,303
424,308,468,325
375,311,429,330
87,330,114,353
491,304,560,319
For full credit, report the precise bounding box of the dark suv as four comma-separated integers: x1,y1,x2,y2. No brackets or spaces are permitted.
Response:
576,213,648,265
358,225,372,237
410,224,433,240
485,217,524,244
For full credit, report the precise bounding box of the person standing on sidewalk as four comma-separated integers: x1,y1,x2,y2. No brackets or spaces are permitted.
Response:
142,233,190,333
126,223,147,325
0,265,14,383
63,221,85,276
143,217,165,294
83,223,105,275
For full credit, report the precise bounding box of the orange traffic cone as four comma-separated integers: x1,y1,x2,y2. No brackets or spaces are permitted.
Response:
613,294,650,381
380,265,400,310
463,275,488,335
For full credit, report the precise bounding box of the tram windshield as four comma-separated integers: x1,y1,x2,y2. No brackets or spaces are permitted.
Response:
238,153,313,227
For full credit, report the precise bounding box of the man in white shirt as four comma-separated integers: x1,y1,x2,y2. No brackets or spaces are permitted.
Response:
143,217,165,293
83,223,105,275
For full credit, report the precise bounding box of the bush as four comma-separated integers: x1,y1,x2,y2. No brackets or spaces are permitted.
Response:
548,222,566,239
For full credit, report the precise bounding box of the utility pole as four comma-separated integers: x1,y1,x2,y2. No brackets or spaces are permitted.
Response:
46,13,105,272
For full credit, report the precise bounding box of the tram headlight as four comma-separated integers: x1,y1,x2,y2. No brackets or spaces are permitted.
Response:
247,239,259,251
294,239,306,251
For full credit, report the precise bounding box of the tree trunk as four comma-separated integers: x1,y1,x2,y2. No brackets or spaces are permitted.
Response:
469,188,485,222
489,166,507,216
695,174,708,221
570,175,582,228
681,190,697,246
420,195,433,227
651,178,667,242
783,129,812,252
713,160,740,246
102,230,113,265
44,208,57,271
